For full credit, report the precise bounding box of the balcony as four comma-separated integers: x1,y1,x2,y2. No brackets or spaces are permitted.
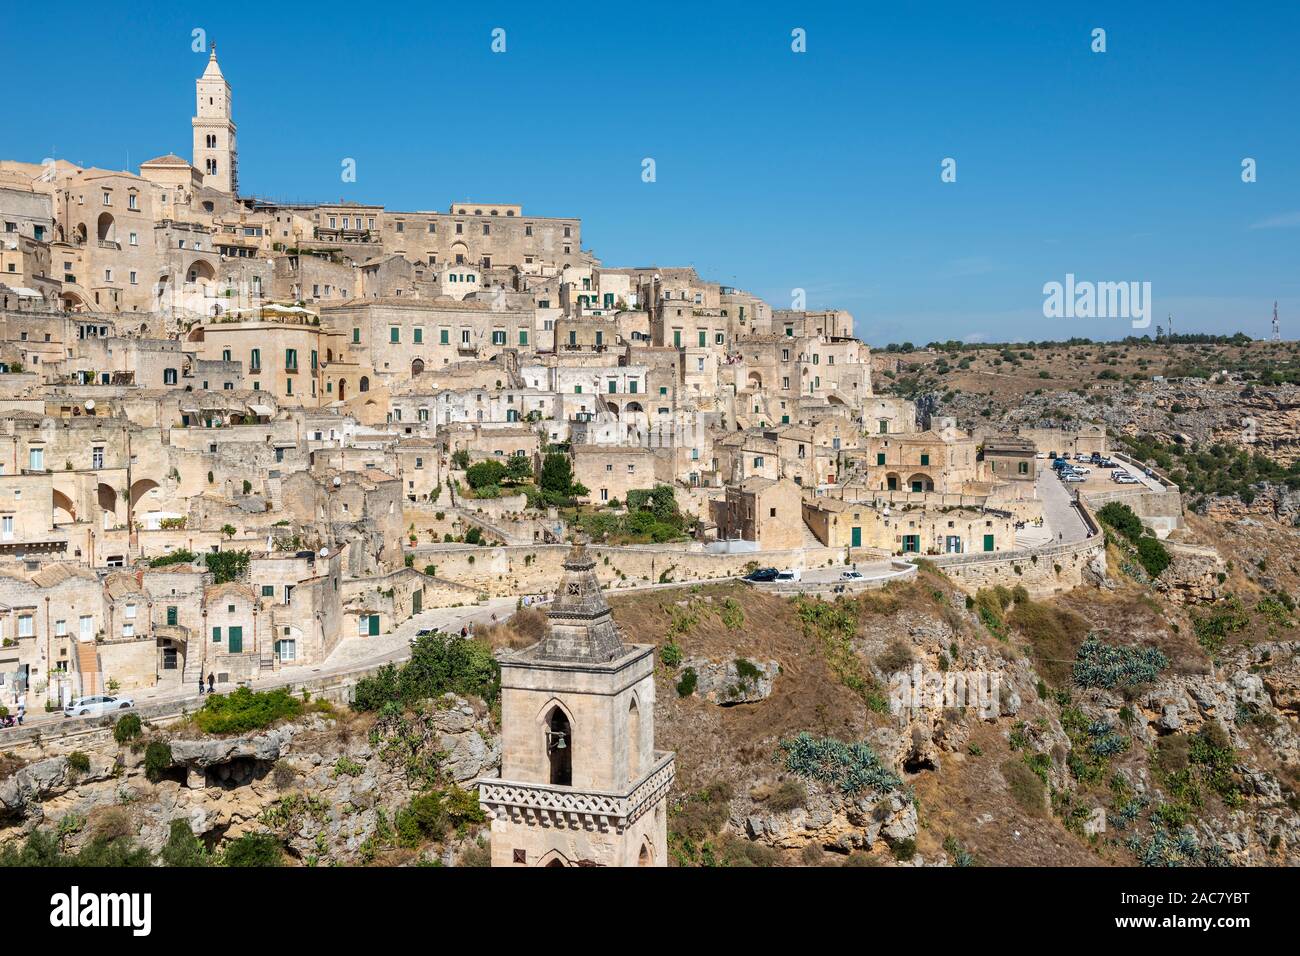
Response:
477,751,674,833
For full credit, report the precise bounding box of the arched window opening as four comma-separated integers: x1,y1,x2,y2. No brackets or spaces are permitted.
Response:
545,707,572,786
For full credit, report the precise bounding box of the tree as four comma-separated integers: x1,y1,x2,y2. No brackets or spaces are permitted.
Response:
465,460,508,490
205,550,250,584
451,449,470,470
540,452,575,496
506,454,532,484
221,524,237,539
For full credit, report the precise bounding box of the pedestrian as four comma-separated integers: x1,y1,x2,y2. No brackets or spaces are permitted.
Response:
16,699,24,726
460,626,467,638
207,672,215,694
198,677,205,695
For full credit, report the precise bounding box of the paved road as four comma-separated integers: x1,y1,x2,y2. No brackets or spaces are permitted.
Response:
1037,467,1090,545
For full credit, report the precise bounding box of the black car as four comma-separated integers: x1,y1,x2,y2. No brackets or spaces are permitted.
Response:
744,568,779,582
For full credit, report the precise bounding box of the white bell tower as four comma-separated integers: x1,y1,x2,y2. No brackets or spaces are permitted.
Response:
191,44,238,194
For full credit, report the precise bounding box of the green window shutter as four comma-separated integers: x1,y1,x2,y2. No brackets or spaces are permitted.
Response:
212,627,221,643
352,328,360,343
166,606,177,626
414,328,423,344
876,453,885,466
698,330,706,347
390,327,400,343
983,535,995,552
440,329,449,344
229,626,243,653
921,454,929,466
673,330,681,347
519,329,528,345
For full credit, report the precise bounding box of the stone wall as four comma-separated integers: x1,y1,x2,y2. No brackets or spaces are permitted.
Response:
407,542,842,597
930,537,1106,598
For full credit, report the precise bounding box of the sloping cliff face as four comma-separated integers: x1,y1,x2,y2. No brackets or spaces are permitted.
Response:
614,575,1300,867
0,694,498,866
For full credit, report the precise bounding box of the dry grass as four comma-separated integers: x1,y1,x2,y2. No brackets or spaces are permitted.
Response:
482,606,548,650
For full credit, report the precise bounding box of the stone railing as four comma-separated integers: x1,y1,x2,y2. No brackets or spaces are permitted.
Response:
477,750,675,832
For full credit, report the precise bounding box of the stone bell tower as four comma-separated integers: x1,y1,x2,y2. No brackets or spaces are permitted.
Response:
477,541,674,866
192,44,238,194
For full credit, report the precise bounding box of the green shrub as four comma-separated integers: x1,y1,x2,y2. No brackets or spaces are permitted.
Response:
194,687,303,735
144,741,173,782
395,786,486,848
1097,502,1145,541
113,712,143,744
351,633,500,710
221,832,283,867
676,667,698,697
66,751,91,775
161,819,209,866
1135,537,1171,578
659,642,683,669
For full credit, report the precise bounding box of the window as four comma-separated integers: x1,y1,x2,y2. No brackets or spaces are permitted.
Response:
212,627,222,644
518,329,528,345
285,348,298,370
439,328,449,345
920,453,930,467
92,446,104,468
877,452,886,466
414,328,423,344
164,368,177,385
390,327,400,343
250,348,261,371
18,615,33,638
167,606,178,625
352,328,361,344
492,330,506,345
0,516,11,540
27,447,44,471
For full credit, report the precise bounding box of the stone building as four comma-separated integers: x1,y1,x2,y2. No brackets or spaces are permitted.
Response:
478,541,673,866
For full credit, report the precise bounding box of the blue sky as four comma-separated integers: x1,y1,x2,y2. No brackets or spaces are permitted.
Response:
7,1,1298,345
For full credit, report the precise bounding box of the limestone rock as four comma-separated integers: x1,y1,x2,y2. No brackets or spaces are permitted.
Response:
681,657,778,705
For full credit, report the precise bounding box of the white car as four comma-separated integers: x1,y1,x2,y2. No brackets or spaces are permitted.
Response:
775,569,802,582
1072,466,1091,475
63,695,135,718
1113,473,1140,484
840,570,864,581
1063,473,1086,482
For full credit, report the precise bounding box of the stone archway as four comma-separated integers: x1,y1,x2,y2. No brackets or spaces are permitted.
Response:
544,704,572,786
96,212,116,243
411,358,424,376
52,489,76,524
97,483,118,529
130,477,160,510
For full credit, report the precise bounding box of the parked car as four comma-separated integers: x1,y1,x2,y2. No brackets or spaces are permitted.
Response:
774,569,802,582
1063,473,1086,482
1072,466,1091,475
744,568,779,583
840,570,865,581
64,695,134,718
1112,473,1139,484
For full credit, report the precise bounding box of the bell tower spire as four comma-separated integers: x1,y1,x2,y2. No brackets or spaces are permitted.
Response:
192,42,238,194
476,539,674,866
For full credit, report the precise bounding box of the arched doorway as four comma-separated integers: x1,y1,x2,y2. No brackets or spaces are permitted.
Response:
411,358,424,376
638,841,652,866
545,706,572,786
747,371,762,390
907,473,934,493
359,376,370,393
338,379,347,401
